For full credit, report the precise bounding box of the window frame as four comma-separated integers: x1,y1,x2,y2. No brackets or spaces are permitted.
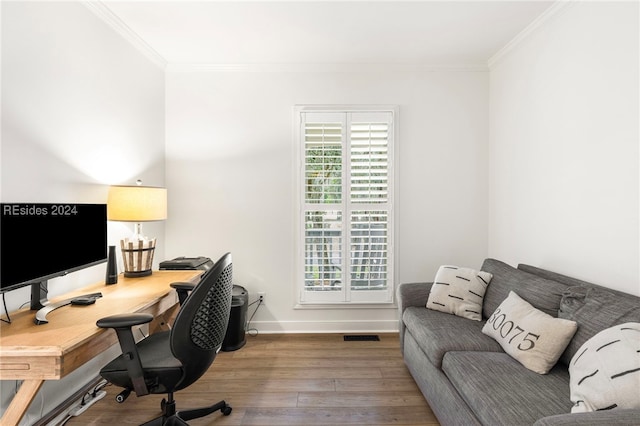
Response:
293,105,399,307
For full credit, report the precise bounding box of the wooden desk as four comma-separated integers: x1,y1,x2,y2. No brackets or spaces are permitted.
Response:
0,270,202,426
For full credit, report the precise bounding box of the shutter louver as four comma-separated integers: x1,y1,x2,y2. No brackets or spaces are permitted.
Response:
304,211,342,291
304,122,342,204
350,211,388,290
350,122,389,203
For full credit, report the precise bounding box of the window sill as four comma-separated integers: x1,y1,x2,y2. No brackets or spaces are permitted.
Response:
294,302,397,310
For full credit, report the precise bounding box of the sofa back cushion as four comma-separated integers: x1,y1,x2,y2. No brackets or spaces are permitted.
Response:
517,263,632,299
558,286,640,365
481,259,568,320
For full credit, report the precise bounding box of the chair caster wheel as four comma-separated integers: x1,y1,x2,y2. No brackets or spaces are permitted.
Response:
115,388,131,403
222,405,232,416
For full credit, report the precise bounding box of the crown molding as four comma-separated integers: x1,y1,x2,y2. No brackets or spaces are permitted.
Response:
82,1,167,70
165,62,489,73
488,0,576,69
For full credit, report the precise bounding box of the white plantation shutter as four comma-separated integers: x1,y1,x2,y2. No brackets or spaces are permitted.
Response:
350,121,389,203
298,108,395,304
350,210,388,290
304,210,342,293
304,121,342,204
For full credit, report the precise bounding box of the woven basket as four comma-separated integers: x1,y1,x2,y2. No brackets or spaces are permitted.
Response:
121,238,156,277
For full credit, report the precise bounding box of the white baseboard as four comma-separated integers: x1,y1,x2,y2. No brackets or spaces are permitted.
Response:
248,320,399,334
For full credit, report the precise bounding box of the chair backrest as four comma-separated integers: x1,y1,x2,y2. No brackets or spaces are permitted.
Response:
170,252,233,390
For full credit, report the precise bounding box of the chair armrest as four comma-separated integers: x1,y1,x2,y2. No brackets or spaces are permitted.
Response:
96,313,153,329
170,281,196,305
96,313,153,396
170,282,196,291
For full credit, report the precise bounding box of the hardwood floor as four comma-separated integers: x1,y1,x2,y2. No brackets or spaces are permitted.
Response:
66,333,439,425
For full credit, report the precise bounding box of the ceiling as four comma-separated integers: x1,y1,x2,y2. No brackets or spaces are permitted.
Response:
99,1,555,68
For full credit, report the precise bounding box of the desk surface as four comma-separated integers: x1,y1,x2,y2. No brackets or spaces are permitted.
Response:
0,270,202,381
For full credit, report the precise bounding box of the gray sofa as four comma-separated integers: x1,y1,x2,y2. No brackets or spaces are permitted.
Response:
398,258,640,425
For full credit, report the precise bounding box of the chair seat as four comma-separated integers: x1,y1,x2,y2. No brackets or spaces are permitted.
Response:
101,330,184,394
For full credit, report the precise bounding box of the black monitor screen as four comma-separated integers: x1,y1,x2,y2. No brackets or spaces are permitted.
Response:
0,203,107,292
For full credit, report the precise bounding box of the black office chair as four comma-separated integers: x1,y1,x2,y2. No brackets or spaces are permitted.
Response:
96,252,234,425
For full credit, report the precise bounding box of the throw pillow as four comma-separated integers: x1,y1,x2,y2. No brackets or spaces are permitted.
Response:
569,322,640,413
482,291,578,374
426,265,492,321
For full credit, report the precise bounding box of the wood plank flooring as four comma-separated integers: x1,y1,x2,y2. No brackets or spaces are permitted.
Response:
66,333,439,425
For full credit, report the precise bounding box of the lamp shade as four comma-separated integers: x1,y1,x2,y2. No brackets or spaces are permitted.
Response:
107,185,167,222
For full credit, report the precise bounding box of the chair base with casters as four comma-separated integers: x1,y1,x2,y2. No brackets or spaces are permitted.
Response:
139,392,231,426
97,253,235,426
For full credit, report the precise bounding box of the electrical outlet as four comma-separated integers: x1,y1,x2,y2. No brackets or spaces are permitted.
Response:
257,292,265,302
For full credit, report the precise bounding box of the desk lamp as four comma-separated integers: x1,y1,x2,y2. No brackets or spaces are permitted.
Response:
107,182,167,277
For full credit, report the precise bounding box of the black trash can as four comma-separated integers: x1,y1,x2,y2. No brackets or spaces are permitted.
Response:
222,285,248,351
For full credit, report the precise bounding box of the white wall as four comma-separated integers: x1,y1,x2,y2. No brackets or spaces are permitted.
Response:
165,68,489,332
489,1,639,295
1,2,165,423
4,1,636,423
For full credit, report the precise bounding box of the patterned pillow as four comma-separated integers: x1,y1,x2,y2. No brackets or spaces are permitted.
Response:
569,322,640,413
482,291,578,374
426,265,492,321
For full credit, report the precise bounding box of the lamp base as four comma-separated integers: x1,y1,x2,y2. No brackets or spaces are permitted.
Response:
124,270,152,278
120,238,156,279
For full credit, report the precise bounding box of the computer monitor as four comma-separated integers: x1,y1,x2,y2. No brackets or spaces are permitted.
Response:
0,203,107,309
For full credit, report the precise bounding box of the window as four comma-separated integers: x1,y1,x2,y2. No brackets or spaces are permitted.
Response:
295,107,396,304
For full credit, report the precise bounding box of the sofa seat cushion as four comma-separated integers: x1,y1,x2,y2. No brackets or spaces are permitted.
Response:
403,306,502,368
443,351,572,426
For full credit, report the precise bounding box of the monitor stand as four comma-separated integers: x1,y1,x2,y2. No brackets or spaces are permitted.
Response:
30,281,48,310
33,292,103,325
29,280,103,325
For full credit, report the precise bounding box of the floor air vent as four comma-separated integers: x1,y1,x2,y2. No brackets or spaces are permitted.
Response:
344,335,380,341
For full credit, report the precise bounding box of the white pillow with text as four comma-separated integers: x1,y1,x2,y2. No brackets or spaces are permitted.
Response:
482,291,577,374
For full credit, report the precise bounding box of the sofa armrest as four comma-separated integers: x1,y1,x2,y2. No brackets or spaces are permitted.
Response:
397,282,432,355
533,409,640,426
397,282,432,310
